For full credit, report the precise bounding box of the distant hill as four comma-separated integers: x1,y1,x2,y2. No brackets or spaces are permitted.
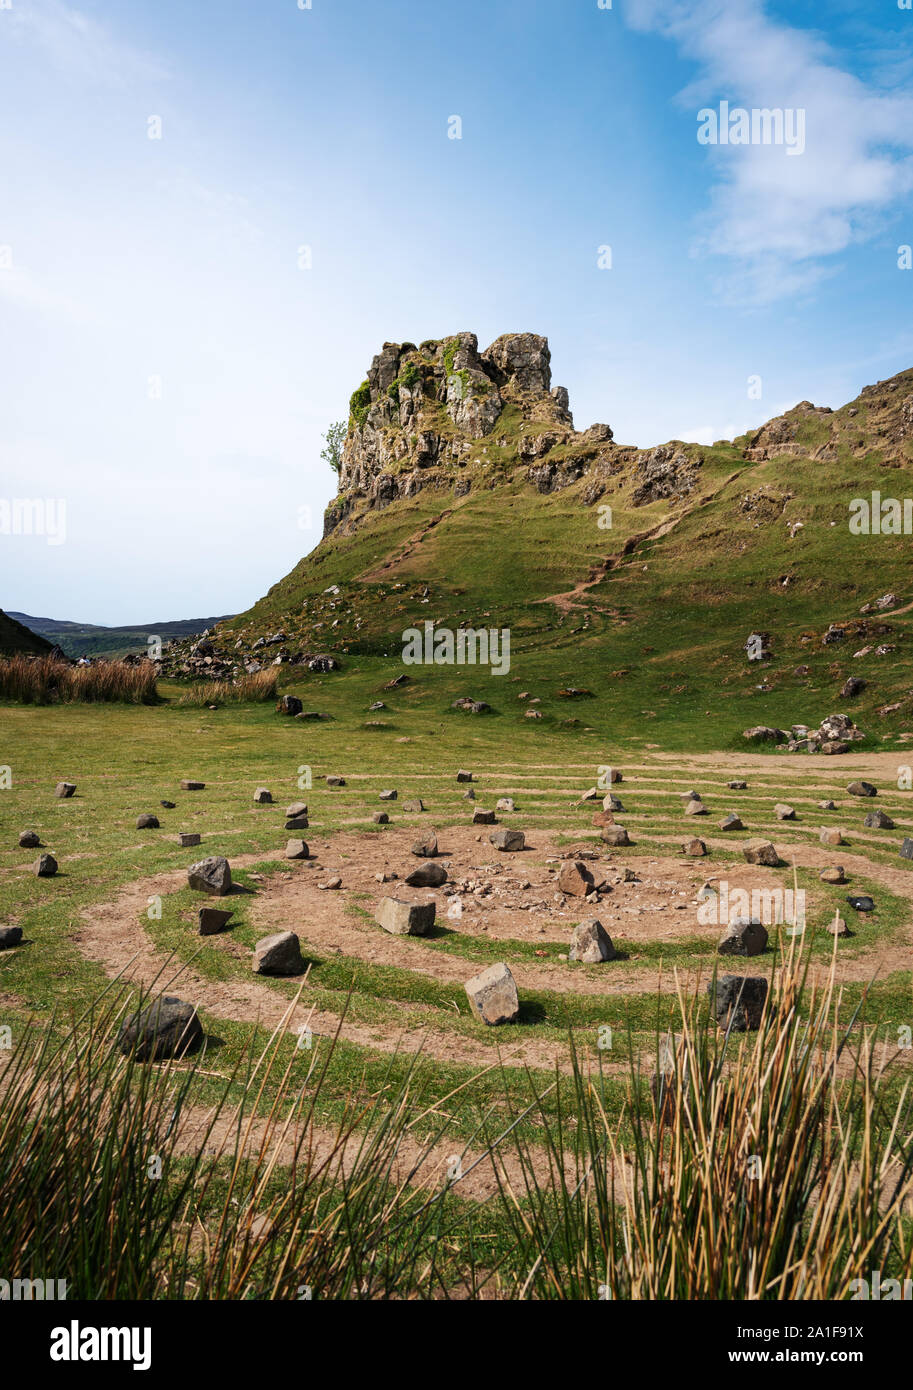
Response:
0,610,54,656
8,613,234,659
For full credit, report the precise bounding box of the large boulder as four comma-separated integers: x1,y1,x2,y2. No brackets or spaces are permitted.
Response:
557,860,595,897
490,828,525,852
117,996,203,1061
718,918,768,957
405,862,448,887
568,919,616,963
708,975,768,1032
187,856,232,896
464,962,520,1025
601,825,631,847
376,897,436,936
253,931,304,975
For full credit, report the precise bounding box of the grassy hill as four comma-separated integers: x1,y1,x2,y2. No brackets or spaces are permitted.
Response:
0,609,53,656
177,338,913,751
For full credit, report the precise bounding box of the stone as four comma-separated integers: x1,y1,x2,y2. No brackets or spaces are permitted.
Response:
774,804,796,820
819,866,846,884
181,780,205,791
489,828,525,852
720,814,743,831
602,794,625,813
678,790,701,801
276,695,303,716
18,830,40,848
727,780,748,790
558,860,595,897
681,838,707,856
718,917,768,957
376,897,436,936
323,876,342,890
456,770,474,782
847,781,877,797
161,801,176,809
820,827,844,846
900,838,913,861
285,815,309,830
496,797,515,813
35,854,58,877
198,907,233,936
472,808,496,825
405,862,448,887
569,918,617,962
0,926,23,949
178,833,201,847
742,841,780,867
54,782,76,798
379,789,398,801
708,975,768,1032
846,895,875,912
372,812,389,825
742,726,787,744
818,800,836,810
136,814,160,829
464,963,520,1026
117,996,203,1061
253,931,304,975
864,810,894,829
285,839,309,859
684,799,707,816
326,776,346,787
840,677,866,698
411,831,438,858
187,856,231,896
601,824,631,846
828,914,851,937
253,788,273,804
403,798,426,813
463,788,476,799
286,802,308,818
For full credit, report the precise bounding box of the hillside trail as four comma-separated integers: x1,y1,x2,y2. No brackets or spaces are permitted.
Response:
359,502,466,582
536,466,751,613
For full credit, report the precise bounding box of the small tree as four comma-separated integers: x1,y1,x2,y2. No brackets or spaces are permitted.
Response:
320,421,346,474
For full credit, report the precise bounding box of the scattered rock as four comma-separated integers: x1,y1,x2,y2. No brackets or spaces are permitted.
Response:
403,798,426,813
161,801,176,809
187,856,231,896
727,780,748,790
323,876,342,890
0,926,23,949
602,794,625,813
684,799,707,816
774,804,796,821
18,830,40,848
54,782,76,798
819,866,846,884
864,809,894,829
489,828,525,852
379,789,398,801
568,918,617,963
285,839,309,859
708,975,768,1032
681,838,707,856
496,797,515,813
117,996,203,1061
326,776,346,787
376,897,436,936
286,802,308,818
35,854,58,877
720,814,743,831
456,770,474,783
819,827,844,846
180,780,205,791
405,862,448,887
818,800,836,810
601,825,631,846
276,696,303,716
285,815,309,830
136,814,160,829
178,833,201,847
718,917,768,957
253,788,273,804
411,831,439,858
900,838,913,860
253,931,305,975
372,812,389,825
464,963,520,1025
471,808,497,825
840,677,866,698
743,841,780,867
828,913,851,937
198,907,233,936
847,780,877,797
558,860,595,897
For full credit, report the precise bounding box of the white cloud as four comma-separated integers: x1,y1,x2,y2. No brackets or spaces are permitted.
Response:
627,0,913,303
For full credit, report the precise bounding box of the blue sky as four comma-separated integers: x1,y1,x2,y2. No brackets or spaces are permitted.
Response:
1,0,912,624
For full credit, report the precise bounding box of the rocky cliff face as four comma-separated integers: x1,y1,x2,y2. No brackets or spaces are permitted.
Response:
326,332,625,534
